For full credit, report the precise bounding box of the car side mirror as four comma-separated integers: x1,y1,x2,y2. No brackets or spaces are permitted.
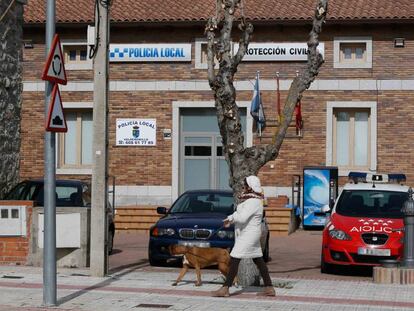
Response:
321,204,331,214
157,207,167,215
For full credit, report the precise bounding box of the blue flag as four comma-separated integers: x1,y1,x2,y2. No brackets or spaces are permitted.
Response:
250,73,266,136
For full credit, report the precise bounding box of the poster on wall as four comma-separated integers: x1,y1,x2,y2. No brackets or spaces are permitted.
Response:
302,167,338,228
116,119,156,146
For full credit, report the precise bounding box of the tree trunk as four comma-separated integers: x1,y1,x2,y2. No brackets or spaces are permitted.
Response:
206,0,328,286
238,258,260,286
0,0,24,198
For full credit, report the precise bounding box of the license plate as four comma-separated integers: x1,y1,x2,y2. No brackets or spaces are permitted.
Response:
177,241,210,248
357,247,391,256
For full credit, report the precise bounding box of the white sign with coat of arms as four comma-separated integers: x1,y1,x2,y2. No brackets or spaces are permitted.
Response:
116,119,156,146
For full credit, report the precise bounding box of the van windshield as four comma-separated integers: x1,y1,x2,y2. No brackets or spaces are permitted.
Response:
336,190,408,218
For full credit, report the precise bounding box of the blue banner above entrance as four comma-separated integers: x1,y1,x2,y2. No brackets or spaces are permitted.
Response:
109,44,191,62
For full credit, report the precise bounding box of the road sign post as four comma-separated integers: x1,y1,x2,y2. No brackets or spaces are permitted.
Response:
41,11,68,306
42,0,56,306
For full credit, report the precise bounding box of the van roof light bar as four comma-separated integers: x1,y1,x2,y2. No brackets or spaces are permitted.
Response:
348,172,367,184
388,174,406,183
348,172,406,184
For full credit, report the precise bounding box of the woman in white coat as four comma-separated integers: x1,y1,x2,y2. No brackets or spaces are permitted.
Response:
211,175,275,297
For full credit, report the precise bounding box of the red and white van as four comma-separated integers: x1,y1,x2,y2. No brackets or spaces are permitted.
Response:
321,172,409,273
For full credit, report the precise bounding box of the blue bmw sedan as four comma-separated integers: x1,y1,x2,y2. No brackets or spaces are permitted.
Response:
148,189,269,266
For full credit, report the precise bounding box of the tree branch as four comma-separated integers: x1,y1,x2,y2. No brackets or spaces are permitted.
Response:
232,21,253,69
205,19,218,87
264,0,328,163
217,0,236,70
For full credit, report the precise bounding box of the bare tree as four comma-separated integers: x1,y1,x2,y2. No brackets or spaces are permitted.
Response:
205,0,328,285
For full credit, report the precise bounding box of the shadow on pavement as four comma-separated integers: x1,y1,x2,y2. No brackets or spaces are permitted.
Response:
109,258,150,274
110,249,122,255
57,258,149,306
328,265,373,277
269,265,320,274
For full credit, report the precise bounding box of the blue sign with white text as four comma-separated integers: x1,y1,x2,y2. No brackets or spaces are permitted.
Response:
109,44,192,62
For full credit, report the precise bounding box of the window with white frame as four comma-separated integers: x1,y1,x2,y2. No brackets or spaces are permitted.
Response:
62,41,92,70
58,110,93,169
334,37,372,68
326,102,377,175
334,109,370,169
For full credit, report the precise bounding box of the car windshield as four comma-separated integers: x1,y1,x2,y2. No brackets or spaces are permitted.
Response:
336,190,408,218
169,192,234,215
4,182,28,200
3,181,89,207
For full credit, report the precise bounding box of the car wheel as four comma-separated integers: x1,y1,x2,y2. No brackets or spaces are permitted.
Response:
263,235,270,262
148,250,166,267
149,255,166,267
320,251,334,274
108,230,114,255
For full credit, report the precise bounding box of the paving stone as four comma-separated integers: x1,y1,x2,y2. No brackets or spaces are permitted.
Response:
0,266,414,310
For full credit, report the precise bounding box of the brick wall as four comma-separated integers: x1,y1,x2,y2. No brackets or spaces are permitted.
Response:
23,24,414,81
0,201,33,265
19,23,414,190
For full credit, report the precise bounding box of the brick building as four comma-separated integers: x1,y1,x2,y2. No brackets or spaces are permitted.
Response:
20,0,414,208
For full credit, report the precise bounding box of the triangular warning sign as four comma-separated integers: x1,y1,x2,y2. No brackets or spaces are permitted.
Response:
45,84,67,132
41,34,67,85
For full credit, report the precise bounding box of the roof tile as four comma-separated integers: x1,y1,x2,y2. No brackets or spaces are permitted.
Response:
23,0,414,24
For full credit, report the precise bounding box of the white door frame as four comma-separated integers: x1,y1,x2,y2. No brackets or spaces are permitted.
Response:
172,101,253,201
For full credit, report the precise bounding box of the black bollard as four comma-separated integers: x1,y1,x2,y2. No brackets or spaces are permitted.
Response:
401,188,414,268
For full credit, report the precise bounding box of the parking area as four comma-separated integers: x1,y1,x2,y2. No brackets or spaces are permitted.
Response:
109,229,372,281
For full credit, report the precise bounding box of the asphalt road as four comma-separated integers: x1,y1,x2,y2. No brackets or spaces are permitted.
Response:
109,229,372,281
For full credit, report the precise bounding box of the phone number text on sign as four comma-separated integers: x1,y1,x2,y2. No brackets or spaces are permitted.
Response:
116,119,156,147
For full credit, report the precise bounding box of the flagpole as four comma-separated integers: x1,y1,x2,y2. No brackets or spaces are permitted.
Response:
295,70,302,137
257,71,261,138
276,71,280,124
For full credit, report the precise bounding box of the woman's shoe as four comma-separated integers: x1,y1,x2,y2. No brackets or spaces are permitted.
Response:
257,286,276,296
211,286,230,297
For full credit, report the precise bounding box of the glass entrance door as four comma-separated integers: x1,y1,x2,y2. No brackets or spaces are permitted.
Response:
179,108,246,194
215,136,230,190
181,134,230,192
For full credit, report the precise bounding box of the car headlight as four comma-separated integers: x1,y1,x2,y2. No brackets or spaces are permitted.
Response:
151,227,175,237
329,228,351,241
217,230,234,239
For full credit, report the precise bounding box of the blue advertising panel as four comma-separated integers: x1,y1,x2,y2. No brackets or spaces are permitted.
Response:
303,168,330,227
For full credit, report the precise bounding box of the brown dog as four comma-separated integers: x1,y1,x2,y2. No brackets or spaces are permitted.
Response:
168,244,232,286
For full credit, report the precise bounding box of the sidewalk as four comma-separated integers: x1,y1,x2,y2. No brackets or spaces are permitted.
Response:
0,265,413,311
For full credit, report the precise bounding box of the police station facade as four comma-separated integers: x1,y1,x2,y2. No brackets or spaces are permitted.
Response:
21,5,414,207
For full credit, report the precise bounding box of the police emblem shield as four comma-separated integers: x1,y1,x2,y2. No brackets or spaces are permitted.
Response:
132,126,140,138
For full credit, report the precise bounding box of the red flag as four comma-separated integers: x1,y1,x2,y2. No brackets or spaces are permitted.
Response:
295,100,303,135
